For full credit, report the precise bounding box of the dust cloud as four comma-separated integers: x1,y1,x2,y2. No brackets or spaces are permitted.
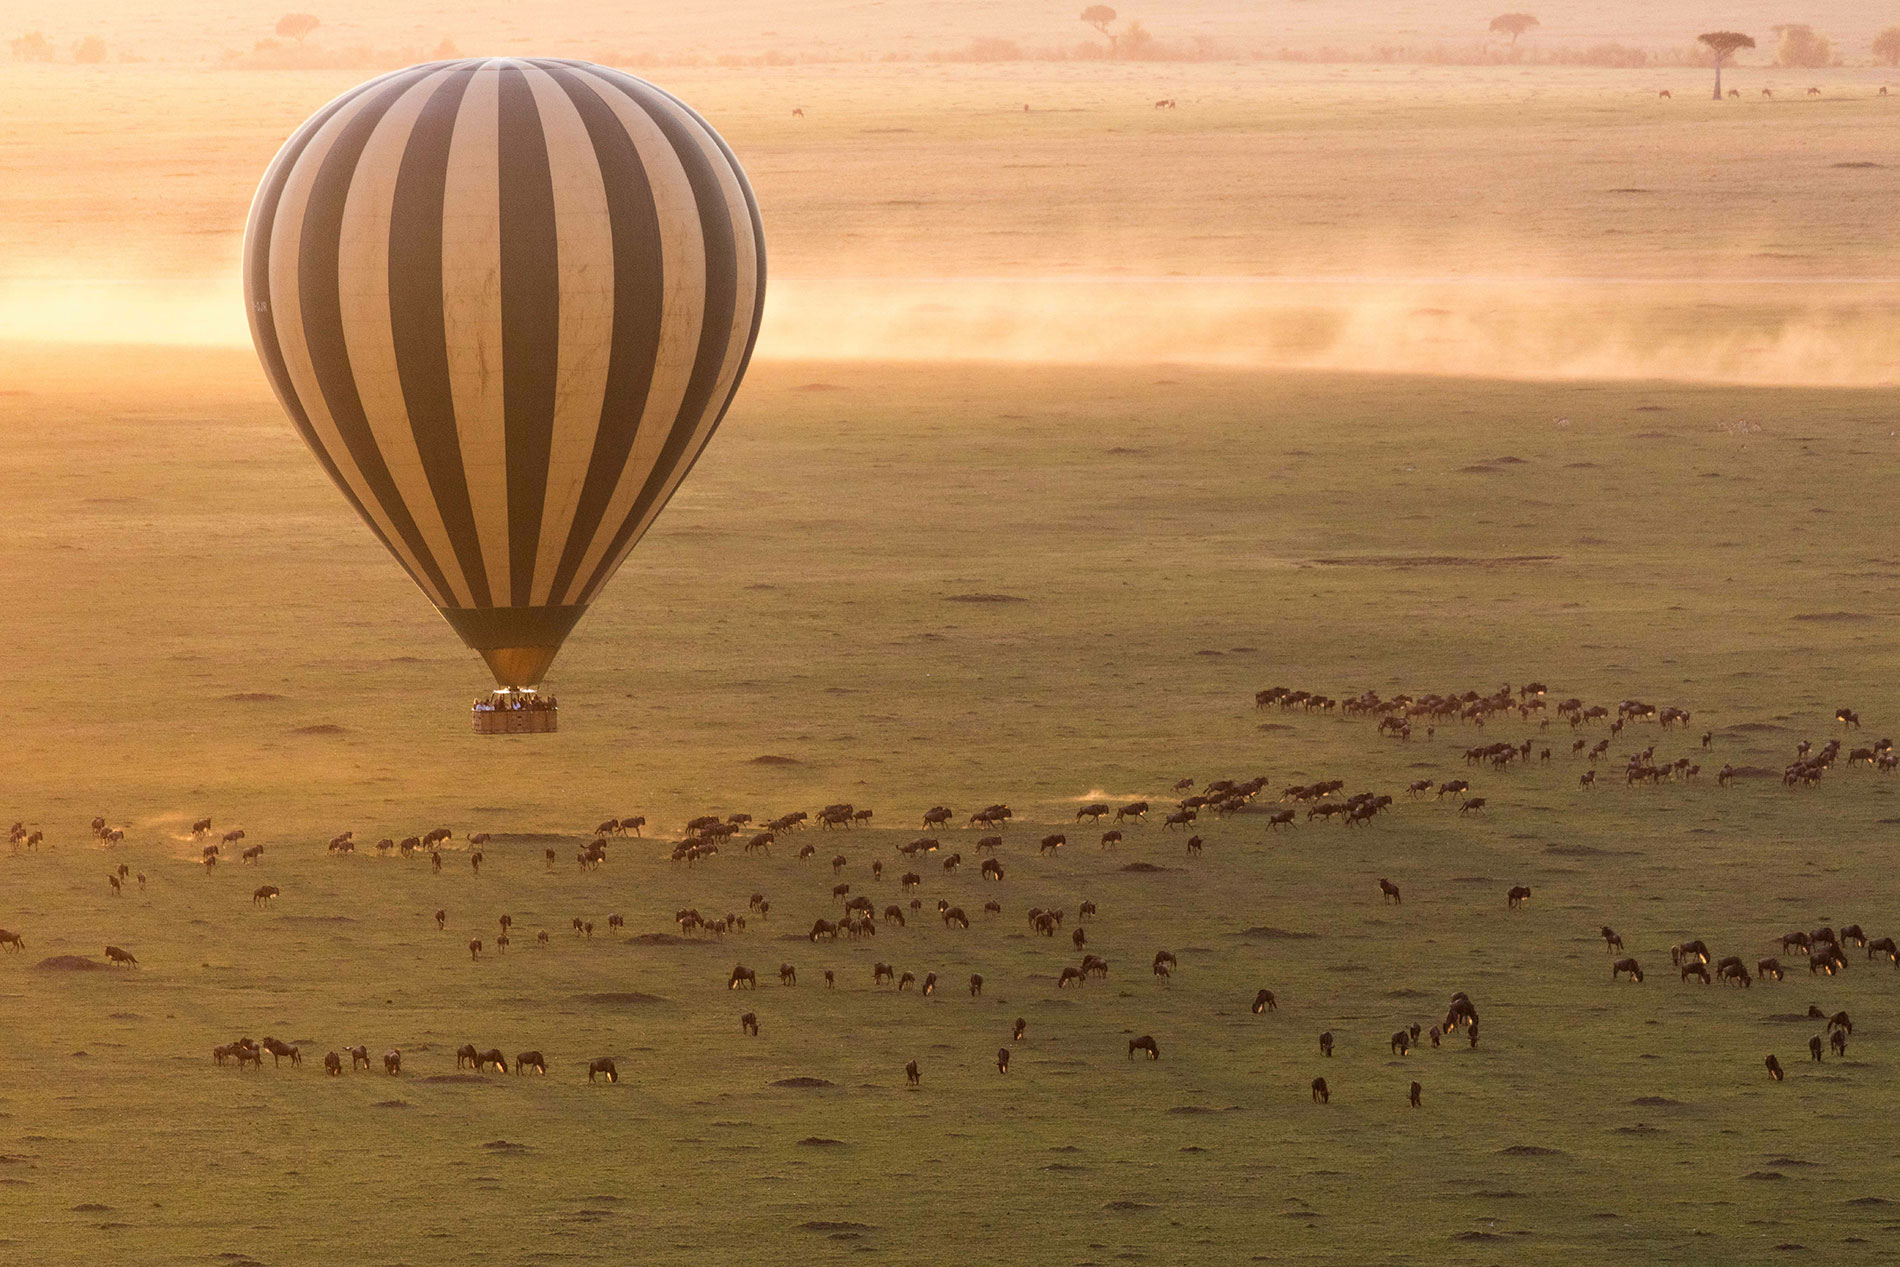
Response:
6,272,1897,388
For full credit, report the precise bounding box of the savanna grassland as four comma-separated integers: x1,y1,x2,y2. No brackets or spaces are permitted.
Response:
3,50,1900,1267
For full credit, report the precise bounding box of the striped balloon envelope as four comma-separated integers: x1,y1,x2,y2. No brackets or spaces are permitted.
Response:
243,58,764,689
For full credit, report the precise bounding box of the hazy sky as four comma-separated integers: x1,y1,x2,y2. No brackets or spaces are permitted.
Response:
6,1,1892,61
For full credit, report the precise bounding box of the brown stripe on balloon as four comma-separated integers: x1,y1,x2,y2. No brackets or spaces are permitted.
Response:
245,72,420,585
496,64,561,607
296,66,459,603
570,65,741,605
536,62,666,605
386,64,493,606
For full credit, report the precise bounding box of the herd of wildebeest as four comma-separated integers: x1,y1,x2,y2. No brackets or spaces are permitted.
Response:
4,682,1893,1099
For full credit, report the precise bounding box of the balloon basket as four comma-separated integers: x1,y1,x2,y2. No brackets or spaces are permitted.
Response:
472,689,558,735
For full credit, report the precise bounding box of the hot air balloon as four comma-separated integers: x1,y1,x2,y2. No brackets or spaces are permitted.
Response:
243,59,765,731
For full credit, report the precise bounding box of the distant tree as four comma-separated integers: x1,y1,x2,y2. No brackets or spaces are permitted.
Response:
1875,26,1900,67
1770,24,1831,68
1698,31,1755,100
9,30,54,62
71,35,106,63
1489,14,1539,46
275,13,320,45
1080,5,1118,54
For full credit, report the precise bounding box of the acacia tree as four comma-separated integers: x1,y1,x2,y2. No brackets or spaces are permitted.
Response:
9,30,53,62
1081,5,1118,55
1875,26,1900,67
1489,14,1539,46
1698,31,1754,100
275,13,320,44
1771,23,1831,68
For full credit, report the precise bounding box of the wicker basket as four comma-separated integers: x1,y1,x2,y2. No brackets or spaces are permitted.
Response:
472,696,558,734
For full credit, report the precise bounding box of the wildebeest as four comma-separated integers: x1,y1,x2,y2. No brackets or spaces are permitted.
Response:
1014,1018,1027,1041
1252,989,1278,1014
1114,801,1149,823
104,945,137,967
478,1048,508,1073
1757,957,1784,981
1378,878,1401,905
514,1050,546,1074
1765,1053,1784,1081
740,1011,759,1036
1319,1031,1333,1056
468,938,482,960
323,1051,343,1075
1827,1010,1852,1035
347,1045,370,1070
1507,886,1531,908
1390,1030,1410,1055
261,1037,300,1067
1830,1029,1847,1056
1409,1080,1422,1108
1868,936,1899,965
996,1047,1010,1073
1600,926,1623,951
456,1043,479,1068
1717,962,1751,987
729,965,757,989
589,1058,618,1083
1099,830,1122,849
1058,966,1084,988
1671,939,1710,966
1458,797,1487,815
1809,1035,1825,1062
969,973,983,997
0,930,23,953
1311,1077,1329,1103
1039,834,1065,854
1076,803,1109,822
1128,1035,1160,1060
1680,961,1711,984
779,963,797,986
383,1049,402,1074
906,1059,921,1085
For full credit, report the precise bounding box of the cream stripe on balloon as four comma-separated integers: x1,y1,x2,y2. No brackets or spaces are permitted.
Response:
270,84,450,608
519,65,616,606
441,61,511,608
553,66,708,606
336,66,475,608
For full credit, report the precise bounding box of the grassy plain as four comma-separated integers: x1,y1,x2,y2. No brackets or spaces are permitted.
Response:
2,56,1900,1267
